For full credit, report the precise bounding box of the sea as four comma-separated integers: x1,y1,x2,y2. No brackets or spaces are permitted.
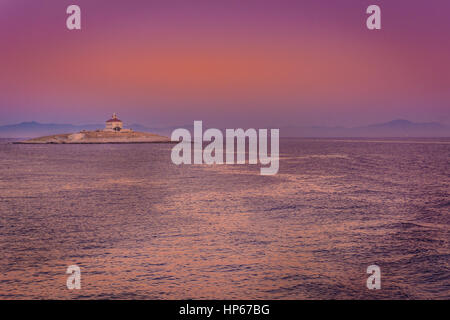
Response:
0,138,448,299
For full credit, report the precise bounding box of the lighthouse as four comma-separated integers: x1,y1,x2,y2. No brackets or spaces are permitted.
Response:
105,113,123,132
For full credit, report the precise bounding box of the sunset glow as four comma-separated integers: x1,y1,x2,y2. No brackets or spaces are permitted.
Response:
1,0,449,127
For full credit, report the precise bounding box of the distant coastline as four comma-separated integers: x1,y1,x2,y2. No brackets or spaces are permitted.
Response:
2,119,450,139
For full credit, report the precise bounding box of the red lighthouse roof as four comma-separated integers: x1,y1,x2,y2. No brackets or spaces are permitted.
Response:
106,113,122,122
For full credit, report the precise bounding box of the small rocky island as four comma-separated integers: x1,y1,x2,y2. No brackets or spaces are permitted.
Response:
16,113,172,144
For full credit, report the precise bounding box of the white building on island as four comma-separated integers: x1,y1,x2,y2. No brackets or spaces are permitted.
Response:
104,113,129,132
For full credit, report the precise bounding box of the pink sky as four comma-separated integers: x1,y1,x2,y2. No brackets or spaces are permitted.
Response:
0,0,449,127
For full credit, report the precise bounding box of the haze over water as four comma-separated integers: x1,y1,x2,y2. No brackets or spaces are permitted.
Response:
0,138,449,299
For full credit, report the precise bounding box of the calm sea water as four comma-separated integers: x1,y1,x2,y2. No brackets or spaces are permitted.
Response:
0,138,449,299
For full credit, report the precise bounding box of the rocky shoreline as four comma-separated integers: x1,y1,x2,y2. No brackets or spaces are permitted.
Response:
14,130,173,144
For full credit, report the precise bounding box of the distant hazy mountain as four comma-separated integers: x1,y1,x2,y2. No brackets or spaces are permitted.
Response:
0,122,102,138
280,119,450,137
1,119,449,138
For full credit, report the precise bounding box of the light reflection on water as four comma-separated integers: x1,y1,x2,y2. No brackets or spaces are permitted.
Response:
0,138,449,299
